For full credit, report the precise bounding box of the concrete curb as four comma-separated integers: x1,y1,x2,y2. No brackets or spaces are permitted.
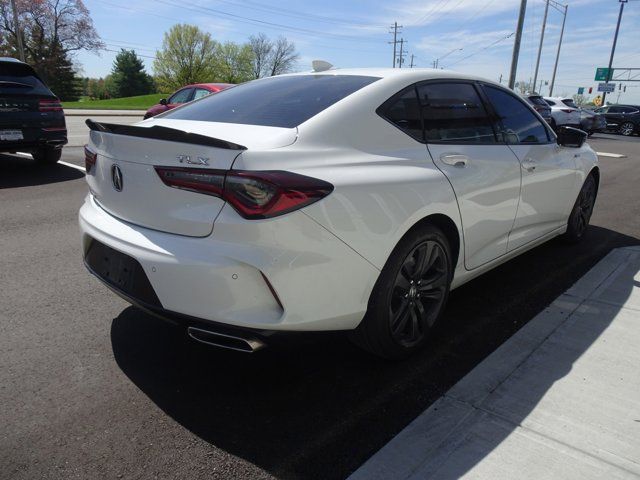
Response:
349,246,640,480
63,109,146,116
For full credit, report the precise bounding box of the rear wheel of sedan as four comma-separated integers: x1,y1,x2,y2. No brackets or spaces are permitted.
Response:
619,122,635,136
32,147,62,164
563,175,597,243
350,225,452,359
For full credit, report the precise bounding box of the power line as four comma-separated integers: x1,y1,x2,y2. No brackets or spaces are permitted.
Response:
448,32,515,67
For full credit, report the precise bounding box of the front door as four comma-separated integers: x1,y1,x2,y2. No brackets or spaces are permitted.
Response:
481,85,578,251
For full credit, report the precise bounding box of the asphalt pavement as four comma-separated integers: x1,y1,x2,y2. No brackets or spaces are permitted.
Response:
1,127,639,480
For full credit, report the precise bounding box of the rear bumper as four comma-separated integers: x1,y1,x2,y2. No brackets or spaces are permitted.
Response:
0,128,67,152
79,194,379,332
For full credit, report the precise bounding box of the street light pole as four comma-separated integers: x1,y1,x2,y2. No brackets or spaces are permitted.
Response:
10,0,25,62
532,0,549,94
602,0,627,105
509,0,527,89
549,4,568,96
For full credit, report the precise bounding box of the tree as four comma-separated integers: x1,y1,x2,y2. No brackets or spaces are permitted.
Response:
248,33,272,79
215,42,253,83
0,0,103,60
268,37,299,76
248,33,298,78
111,49,154,98
153,24,219,91
572,93,588,106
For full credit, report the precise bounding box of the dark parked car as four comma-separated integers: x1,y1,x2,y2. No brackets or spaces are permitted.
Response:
594,104,640,136
525,94,552,123
579,109,606,136
144,83,233,119
0,57,66,164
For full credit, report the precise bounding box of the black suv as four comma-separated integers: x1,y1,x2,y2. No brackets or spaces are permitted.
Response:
594,104,640,136
0,57,67,163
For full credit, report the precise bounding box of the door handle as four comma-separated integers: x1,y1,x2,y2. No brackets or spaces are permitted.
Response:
440,154,469,167
521,159,537,172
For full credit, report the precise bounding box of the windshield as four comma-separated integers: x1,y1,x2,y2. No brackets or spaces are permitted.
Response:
0,63,51,95
163,74,380,128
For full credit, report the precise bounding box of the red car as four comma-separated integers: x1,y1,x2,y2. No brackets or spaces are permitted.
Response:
144,83,233,119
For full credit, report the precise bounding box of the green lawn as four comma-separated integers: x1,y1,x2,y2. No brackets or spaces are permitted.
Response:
62,93,169,110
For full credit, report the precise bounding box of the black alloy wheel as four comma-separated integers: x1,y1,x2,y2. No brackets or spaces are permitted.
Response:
564,175,597,243
350,225,452,359
389,241,448,347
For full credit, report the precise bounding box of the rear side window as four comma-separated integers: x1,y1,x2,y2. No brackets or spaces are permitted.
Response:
417,83,496,143
545,99,556,106
562,99,577,109
608,106,624,113
528,96,548,107
164,75,379,128
0,62,51,95
378,87,422,141
484,86,550,144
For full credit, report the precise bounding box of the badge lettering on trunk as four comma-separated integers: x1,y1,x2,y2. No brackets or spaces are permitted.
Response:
177,155,209,166
111,164,123,192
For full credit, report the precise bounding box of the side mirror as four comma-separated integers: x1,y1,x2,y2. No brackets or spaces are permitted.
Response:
557,126,587,148
159,98,168,106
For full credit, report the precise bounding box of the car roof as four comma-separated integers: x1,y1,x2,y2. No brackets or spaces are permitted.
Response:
188,83,234,89
0,56,25,64
278,67,500,86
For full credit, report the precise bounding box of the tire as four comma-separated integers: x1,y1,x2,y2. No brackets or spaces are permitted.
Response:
32,147,62,164
619,122,635,136
350,225,453,359
563,175,597,244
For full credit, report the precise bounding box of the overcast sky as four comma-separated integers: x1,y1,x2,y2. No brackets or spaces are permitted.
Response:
77,0,640,103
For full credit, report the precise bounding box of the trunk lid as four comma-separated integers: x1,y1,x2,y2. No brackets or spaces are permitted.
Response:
86,120,297,237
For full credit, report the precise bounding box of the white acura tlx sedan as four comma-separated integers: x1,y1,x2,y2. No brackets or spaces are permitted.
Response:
79,68,598,358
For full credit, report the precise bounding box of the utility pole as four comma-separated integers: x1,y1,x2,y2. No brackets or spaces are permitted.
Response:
549,3,568,96
410,54,415,68
397,38,406,68
388,22,402,68
499,74,503,84
10,0,25,62
539,79,544,94
509,0,527,89
602,0,627,105
532,0,549,94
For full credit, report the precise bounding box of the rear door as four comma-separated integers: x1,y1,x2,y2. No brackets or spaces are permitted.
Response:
481,85,578,250
419,82,522,270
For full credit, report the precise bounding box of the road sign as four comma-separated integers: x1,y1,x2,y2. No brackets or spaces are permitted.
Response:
594,96,602,107
595,68,612,81
577,87,584,94
598,83,616,93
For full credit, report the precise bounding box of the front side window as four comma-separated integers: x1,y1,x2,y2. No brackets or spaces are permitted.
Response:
417,83,496,143
378,87,422,141
484,86,550,144
169,88,194,104
164,75,379,128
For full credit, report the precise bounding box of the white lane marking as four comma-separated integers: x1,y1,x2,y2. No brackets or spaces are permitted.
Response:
59,160,86,173
16,151,32,157
596,152,627,158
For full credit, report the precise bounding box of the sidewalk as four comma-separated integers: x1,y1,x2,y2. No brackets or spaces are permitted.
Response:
350,246,640,480
63,109,145,116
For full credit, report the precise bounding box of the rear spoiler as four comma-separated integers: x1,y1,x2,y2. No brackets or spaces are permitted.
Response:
85,120,247,151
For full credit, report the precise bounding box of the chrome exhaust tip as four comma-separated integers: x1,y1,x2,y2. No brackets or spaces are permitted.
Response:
187,326,266,353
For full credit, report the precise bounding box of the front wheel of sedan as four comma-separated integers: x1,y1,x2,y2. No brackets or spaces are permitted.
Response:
619,122,635,136
350,225,452,359
563,175,597,244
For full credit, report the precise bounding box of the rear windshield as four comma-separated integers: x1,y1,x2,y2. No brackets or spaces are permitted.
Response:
528,96,548,107
562,99,577,108
0,62,51,95
163,74,380,128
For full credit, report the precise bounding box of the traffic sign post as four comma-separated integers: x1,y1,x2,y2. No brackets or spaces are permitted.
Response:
594,67,612,81
598,83,616,93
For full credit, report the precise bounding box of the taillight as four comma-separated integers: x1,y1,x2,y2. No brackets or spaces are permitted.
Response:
39,99,63,112
560,108,574,113
155,167,334,219
84,145,97,173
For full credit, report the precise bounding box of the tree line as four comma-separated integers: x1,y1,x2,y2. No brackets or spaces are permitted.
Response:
0,1,298,101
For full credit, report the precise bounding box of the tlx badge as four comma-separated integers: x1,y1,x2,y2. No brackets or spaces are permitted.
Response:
177,155,209,166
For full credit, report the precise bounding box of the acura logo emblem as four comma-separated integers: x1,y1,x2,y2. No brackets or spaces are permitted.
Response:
111,164,123,192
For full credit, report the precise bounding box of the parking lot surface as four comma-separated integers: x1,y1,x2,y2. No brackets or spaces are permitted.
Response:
1,128,639,479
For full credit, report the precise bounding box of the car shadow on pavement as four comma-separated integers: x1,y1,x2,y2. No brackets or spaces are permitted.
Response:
0,153,84,189
110,226,639,480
